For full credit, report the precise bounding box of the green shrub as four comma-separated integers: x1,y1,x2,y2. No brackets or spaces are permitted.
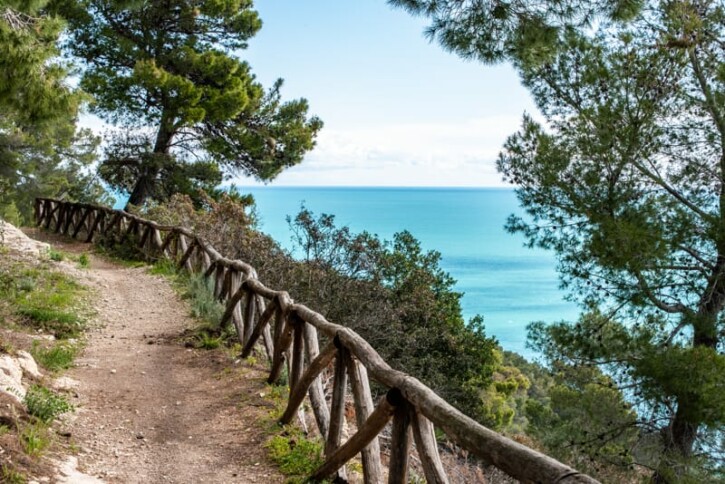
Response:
48,249,64,262
24,385,73,423
77,253,90,268
265,430,324,481
149,259,177,277
31,341,78,372
185,274,224,328
195,331,222,350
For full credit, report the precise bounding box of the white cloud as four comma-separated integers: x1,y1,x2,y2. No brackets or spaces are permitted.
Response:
80,111,530,187
237,115,527,187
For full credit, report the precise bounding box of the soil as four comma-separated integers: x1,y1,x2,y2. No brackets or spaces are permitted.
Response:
25,229,286,484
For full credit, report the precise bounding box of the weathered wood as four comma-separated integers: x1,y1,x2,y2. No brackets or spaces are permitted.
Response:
346,356,383,483
213,265,225,300
410,407,449,484
159,230,175,257
219,267,233,302
267,311,295,384
55,204,67,233
311,388,401,482
325,342,348,461
85,210,104,243
74,207,90,237
290,318,305,391
240,297,277,358
203,259,218,279
200,248,212,274
242,289,256,345
103,212,120,235
62,205,76,234
389,399,412,484
43,202,57,229
138,224,151,250
291,304,600,484
303,324,331,438
124,219,138,237
151,228,165,257
177,236,197,272
220,283,247,332
279,338,336,425
256,295,275,361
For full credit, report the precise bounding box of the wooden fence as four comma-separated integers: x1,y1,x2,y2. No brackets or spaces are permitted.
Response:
35,197,599,484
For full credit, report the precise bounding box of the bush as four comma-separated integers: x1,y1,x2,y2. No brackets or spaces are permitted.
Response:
143,195,505,426
265,430,324,481
24,385,73,423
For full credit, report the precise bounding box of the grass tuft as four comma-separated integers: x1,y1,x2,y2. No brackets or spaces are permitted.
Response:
30,341,78,372
77,253,90,268
0,464,25,484
149,259,177,277
20,422,51,456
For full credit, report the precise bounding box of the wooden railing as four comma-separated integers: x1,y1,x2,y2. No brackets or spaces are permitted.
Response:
35,197,599,484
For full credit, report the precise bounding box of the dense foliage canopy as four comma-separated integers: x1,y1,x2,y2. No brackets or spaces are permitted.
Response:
0,0,106,223
53,0,323,207
392,0,725,481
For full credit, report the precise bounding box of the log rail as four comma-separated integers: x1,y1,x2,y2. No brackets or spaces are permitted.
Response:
34,197,599,484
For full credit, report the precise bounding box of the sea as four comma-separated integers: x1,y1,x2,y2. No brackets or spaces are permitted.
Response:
239,187,579,359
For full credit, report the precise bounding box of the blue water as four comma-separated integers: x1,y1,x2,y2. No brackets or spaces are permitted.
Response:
241,187,579,358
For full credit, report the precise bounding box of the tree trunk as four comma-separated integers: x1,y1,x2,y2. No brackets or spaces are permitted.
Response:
125,174,156,209
124,113,175,210
654,285,723,483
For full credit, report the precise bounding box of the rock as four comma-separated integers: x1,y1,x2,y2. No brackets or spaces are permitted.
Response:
16,350,43,380
110,369,117,374
0,221,50,256
0,354,25,402
53,376,80,392
55,456,105,483
0,390,28,427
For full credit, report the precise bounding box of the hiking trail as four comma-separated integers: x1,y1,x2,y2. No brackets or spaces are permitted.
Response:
27,229,284,484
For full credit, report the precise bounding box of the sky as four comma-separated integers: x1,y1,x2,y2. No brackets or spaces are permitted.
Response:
82,1,540,187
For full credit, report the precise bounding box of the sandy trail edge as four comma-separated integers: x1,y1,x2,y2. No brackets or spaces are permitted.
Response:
26,229,285,484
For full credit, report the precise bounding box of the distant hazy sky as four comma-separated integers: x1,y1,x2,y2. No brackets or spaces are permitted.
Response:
82,1,539,187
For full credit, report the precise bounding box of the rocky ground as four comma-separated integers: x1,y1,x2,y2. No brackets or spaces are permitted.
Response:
22,228,285,483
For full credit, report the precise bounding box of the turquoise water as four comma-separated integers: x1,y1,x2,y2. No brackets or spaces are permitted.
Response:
241,187,579,357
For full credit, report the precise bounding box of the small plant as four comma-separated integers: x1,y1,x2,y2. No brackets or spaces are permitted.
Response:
77,253,90,268
24,385,73,423
16,277,36,292
16,307,83,339
48,249,65,262
196,331,222,350
265,429,325,482
20,422,51,456
186,274,224,327
0,464,25,484
149,259,177,277
30,341,78,372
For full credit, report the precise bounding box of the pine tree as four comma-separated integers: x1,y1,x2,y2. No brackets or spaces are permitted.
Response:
392,0,725,481
1,1,104,222
54,0,323,208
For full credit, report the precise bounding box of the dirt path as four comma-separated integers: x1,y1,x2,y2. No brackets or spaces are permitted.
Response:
26,230,285,483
